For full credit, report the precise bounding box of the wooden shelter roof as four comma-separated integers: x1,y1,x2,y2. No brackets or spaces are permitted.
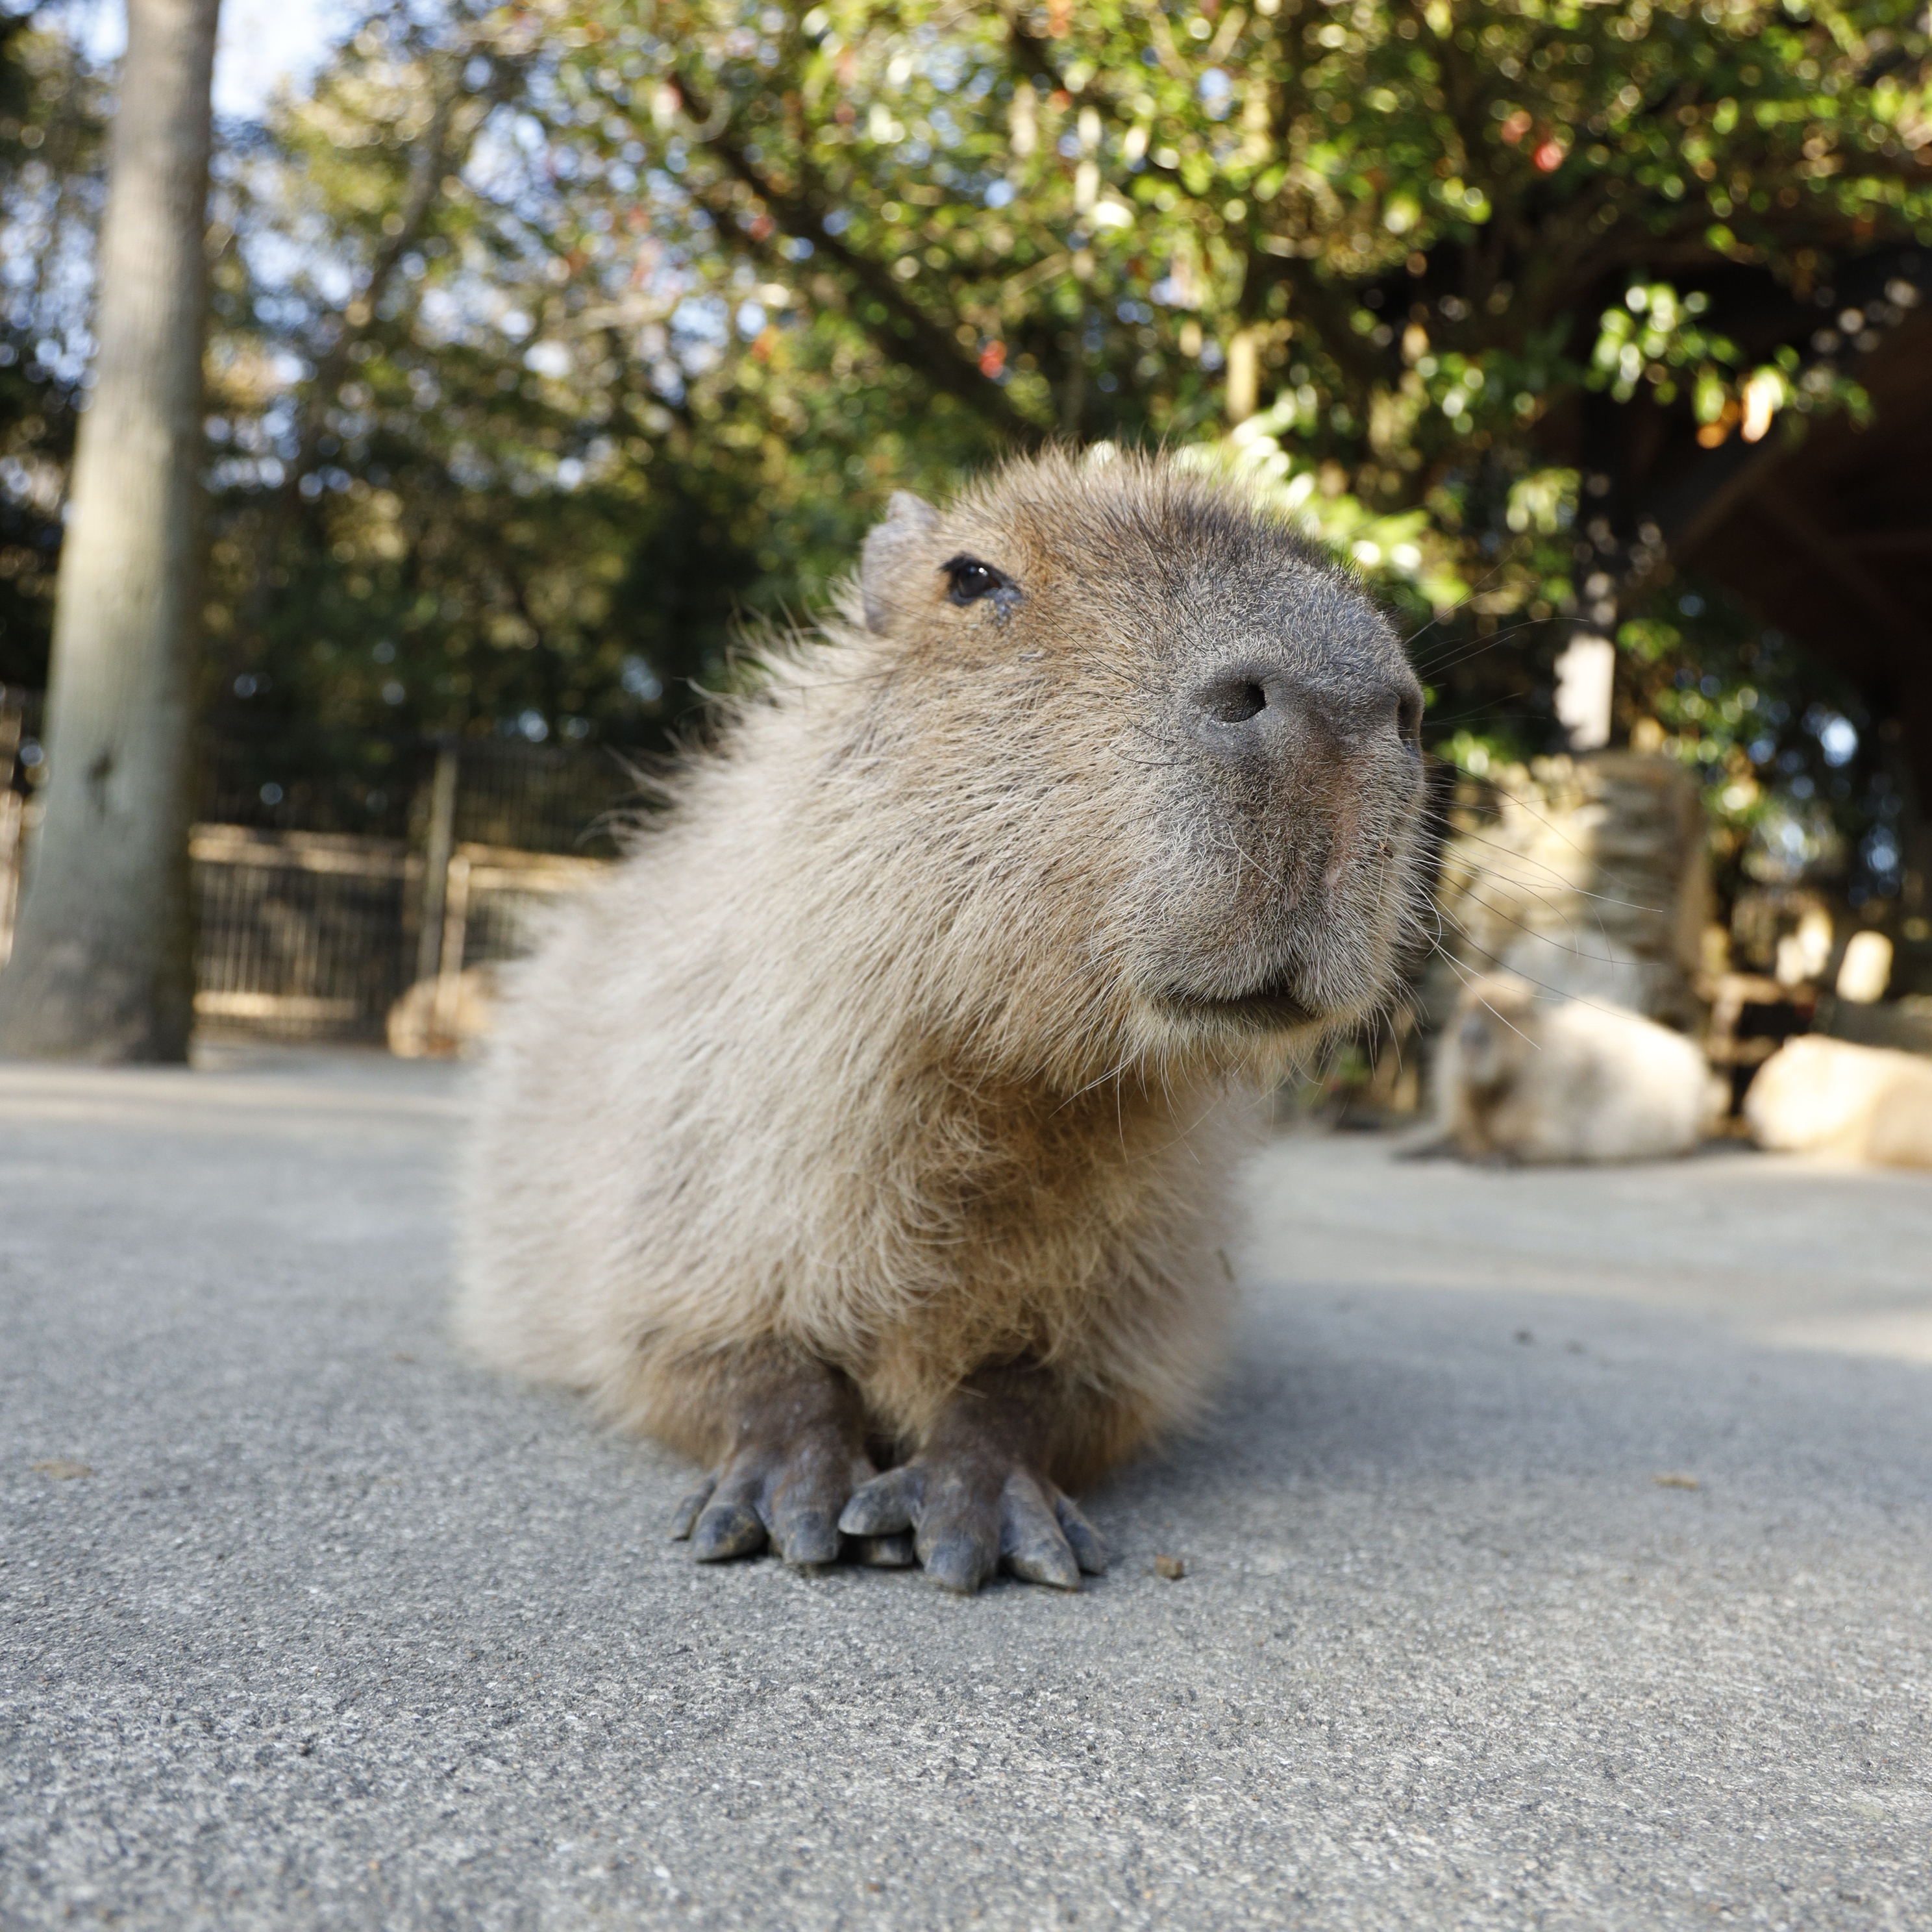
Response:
1630,257,1932,807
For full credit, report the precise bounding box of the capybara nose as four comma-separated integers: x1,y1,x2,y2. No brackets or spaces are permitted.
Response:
1191,665,1422,762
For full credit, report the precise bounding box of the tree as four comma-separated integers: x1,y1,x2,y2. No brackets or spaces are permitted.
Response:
0,0,222,1060
193,10,772,816
30,0,1909,914
538,0,1926,577
0,7,112,691
523,0,1929,899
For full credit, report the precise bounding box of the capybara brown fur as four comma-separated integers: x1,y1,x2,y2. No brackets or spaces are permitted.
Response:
457,447,1428,1592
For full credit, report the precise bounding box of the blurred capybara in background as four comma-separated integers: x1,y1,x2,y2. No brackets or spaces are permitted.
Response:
1745,1035,1932,1170
386,965,498,1059
457,447,1429,1594
1430,971,1722,1164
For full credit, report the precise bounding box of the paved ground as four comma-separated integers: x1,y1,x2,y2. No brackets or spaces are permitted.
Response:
3,1048,1931,1931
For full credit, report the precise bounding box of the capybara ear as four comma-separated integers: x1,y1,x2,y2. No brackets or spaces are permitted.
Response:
861,491,939,634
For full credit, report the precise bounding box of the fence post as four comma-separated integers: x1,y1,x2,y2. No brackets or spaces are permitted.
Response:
0,693,23,969
431,850,474,1041
415,741,460,987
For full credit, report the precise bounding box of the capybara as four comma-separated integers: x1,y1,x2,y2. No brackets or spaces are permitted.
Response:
459,449,1428,1592
1429,971,1720,1163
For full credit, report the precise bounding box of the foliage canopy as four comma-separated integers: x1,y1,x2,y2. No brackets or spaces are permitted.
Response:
1,0,1927,891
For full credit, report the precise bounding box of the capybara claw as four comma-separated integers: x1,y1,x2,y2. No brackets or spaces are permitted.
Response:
845,1453,1102,1595
674,1365,876,1570
669,1477,716,1542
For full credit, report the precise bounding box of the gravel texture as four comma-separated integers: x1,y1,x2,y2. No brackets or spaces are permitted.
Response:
4,1048,1931,1930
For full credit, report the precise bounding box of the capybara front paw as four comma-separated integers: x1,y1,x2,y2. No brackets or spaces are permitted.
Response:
838,1459,1106,1594
671,1427,874,1569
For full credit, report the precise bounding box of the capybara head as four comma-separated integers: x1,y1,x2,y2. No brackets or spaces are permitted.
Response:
836,447,1427,1077
1450,973,1537,1096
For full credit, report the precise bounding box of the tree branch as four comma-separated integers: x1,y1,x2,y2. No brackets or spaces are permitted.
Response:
234,50,519,660
673,70,1046,441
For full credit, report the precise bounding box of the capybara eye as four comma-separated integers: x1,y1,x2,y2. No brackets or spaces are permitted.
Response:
943,556,1004,604
1396,688,1424,748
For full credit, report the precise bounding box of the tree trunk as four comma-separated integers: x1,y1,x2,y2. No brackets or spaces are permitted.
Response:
0,0,221,1061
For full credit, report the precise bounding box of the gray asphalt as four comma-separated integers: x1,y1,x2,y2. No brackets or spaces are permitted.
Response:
4,1047,1931,1931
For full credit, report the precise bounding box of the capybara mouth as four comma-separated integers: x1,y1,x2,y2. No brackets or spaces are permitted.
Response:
1160,977,1322,1032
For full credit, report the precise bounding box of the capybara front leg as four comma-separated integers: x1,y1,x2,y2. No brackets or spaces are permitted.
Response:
669,1343,909,1570
837,1366,1108,1594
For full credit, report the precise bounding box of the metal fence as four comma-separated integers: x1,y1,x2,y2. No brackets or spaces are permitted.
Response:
1,713,624,1045
189,825,423,1038
195,726,641,856
443,738,638,858
193,739,624,1044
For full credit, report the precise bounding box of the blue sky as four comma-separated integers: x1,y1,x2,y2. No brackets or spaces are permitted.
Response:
71,0,347,122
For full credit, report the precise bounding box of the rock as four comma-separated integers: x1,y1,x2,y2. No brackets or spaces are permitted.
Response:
386,965,500,1059
1744,1035,1932,1171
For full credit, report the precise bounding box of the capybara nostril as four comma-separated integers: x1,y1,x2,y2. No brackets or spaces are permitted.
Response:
1326,673,1425,752
1193,673,1272,733
1196,664,1422,769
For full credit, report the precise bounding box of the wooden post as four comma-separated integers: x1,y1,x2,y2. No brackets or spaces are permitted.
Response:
1226,327,1259,425
415,741,459,986
0,695,21,967
430,851,473,1042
